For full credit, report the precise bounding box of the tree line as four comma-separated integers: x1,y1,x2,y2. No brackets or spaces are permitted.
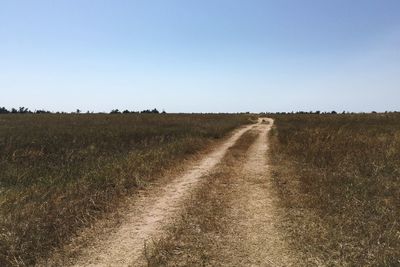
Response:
263,110,398,115
109,108,164,114
0,107,166,114
1,107,394,115
0,107,51,114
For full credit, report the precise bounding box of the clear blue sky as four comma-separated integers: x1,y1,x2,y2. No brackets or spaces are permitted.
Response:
1,0,399,112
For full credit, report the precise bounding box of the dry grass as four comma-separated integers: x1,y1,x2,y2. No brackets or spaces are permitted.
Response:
144,130,258,266
0,113,251,266
269,114,400,266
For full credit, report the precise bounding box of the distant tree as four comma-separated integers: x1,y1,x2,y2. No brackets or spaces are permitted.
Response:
371,111,377,114
161,110,166,114
122,110,130,114
139,108,161,114
331,111,337,114
11,108,18,113
110,109,121,114
76,109,81,114
0,107,9,114
35,109,51,114
18,107,30,113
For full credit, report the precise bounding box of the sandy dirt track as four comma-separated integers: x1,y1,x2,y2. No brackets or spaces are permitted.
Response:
66,121,259,267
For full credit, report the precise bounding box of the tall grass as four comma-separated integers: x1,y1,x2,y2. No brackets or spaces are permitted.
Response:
269,114,400,266
0,113,251,266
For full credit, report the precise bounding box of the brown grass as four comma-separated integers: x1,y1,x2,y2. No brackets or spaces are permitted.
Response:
269,114,400,266
144,130,258,266
0,113,252,266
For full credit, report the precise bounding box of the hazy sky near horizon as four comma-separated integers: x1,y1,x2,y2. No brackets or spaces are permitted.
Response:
1,0,400,112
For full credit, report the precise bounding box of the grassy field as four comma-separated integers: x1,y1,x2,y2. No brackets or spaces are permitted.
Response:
269,114,400,266
0,114,251,266
145,130,258,266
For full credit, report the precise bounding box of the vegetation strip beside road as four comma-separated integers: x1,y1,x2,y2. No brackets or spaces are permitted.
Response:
269,114,400,266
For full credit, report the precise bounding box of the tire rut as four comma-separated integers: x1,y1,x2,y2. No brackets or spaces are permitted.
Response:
226,119,296,266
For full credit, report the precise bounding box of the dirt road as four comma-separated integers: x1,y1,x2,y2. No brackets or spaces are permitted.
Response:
65,121,259,266
55,118,295,266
